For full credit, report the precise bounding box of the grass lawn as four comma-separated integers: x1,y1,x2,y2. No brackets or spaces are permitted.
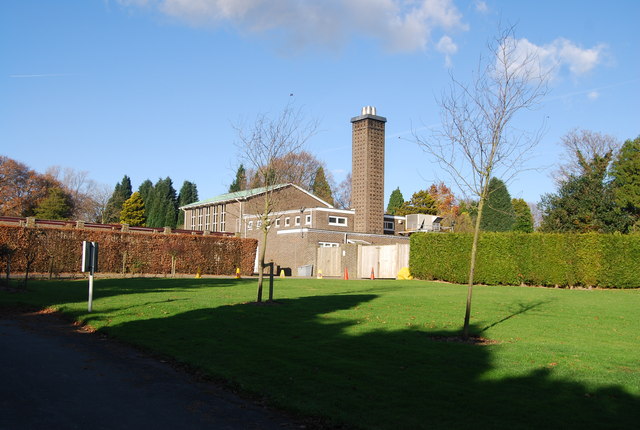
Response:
2,277,639,429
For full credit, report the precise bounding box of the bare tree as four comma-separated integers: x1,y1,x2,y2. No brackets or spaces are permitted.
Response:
554,129,620,184
415,27,549,338
90,183,114,223
245,150,332,192
333,172,351,209
234,102,319,302
45,166,112,221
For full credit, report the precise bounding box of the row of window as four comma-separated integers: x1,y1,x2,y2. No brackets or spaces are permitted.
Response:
190,205,226,232
247,214,312,230
247,214,350,230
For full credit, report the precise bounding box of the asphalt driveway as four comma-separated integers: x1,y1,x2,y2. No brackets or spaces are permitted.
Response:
0,309,301,429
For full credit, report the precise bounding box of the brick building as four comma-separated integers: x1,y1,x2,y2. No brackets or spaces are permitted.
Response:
180,107,440,275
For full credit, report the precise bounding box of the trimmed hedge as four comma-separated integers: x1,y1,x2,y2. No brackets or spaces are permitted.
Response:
0,225,257,276
410,232,640,288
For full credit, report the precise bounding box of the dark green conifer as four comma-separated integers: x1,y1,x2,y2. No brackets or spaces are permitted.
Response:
480,178,515,232
311,167,333,205
387,187,404,215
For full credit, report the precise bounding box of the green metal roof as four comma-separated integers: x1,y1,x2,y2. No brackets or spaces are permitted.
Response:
179,184,289,209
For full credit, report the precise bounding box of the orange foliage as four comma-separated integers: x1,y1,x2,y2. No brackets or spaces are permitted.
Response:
0,156,60,217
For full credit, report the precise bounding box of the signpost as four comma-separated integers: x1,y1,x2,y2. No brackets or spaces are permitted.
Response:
81,241,98,312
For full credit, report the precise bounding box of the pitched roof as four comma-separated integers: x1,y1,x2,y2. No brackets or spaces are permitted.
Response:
179,183,334,210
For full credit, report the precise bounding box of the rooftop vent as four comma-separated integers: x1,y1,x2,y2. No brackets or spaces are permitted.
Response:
361,106,377,116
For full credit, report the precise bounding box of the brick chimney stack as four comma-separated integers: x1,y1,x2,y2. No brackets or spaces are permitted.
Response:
351,106,386,234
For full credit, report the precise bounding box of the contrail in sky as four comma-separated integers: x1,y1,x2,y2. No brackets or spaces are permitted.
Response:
9,73,75,78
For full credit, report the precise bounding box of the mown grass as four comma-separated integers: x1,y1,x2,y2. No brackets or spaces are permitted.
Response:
2,277,639,429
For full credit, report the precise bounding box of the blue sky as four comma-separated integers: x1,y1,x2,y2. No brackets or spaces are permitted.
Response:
2,0,638,206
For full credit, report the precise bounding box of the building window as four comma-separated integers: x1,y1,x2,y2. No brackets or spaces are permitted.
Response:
285,217,290,227
275,218,281,228
248,221,253,230
319,242,339,247
190,210,195,230
204,207,210,230
295,216,301,226
257,220,262,228
212,206,218,232
384,221,394,231
220,204,226,231
305,214,312,225
328,216,347,226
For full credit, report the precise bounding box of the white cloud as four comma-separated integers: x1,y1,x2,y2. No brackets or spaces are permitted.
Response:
474,0,488,13
505,37,606,80
436,35,457,66
118,0,467,54
587,91,599,100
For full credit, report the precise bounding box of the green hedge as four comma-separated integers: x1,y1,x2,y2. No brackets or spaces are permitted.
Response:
410,232,640,288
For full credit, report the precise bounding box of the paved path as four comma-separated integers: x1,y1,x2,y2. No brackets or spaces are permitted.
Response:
0,309,300,429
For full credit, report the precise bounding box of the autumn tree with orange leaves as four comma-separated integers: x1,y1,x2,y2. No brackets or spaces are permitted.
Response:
0,156,59,217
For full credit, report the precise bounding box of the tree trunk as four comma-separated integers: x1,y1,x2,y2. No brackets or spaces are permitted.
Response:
171,255,176,277
256,227,268,302
48,256,54,280
24,262,30,289
463,184,488,339
6,254,11,284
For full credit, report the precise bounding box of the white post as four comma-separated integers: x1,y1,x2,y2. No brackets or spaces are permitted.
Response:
82,241,98,313
88,270,94,312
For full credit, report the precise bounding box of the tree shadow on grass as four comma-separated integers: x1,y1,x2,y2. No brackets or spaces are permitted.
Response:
98,293,640,429
480,299,552,333
10,278,253,306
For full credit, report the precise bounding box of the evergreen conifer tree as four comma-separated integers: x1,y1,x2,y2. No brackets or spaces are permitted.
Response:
512,198,534,232
387,187,404,215
146,177,178,228
311,167,333,205
480,178,515,232
177,181,199,227
34,187,74,220
396,190,438,216
229,164,247,192
120,192,146,226
105,175,132,223
137,179,154,219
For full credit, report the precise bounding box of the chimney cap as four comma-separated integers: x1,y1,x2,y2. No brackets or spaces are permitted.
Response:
351,106,387,123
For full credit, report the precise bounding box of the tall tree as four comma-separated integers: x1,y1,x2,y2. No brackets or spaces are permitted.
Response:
0,156,59,216
244,151,331,192
177,180,199,227
480,178,515,232
555,129,620,184
512,198,534,233
138,179,154,218
428,182,459,229
334,172,351,210
540,151,629,233
386,187,404,215
105,175,132,223
146,177,178,228
395,190,438,216
229,164,247,192
414,26,549,338
120,192,146,226
610,136,640,230
311,167,333,205
234,101,318,302
33,187,74,220
44,166,107,221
